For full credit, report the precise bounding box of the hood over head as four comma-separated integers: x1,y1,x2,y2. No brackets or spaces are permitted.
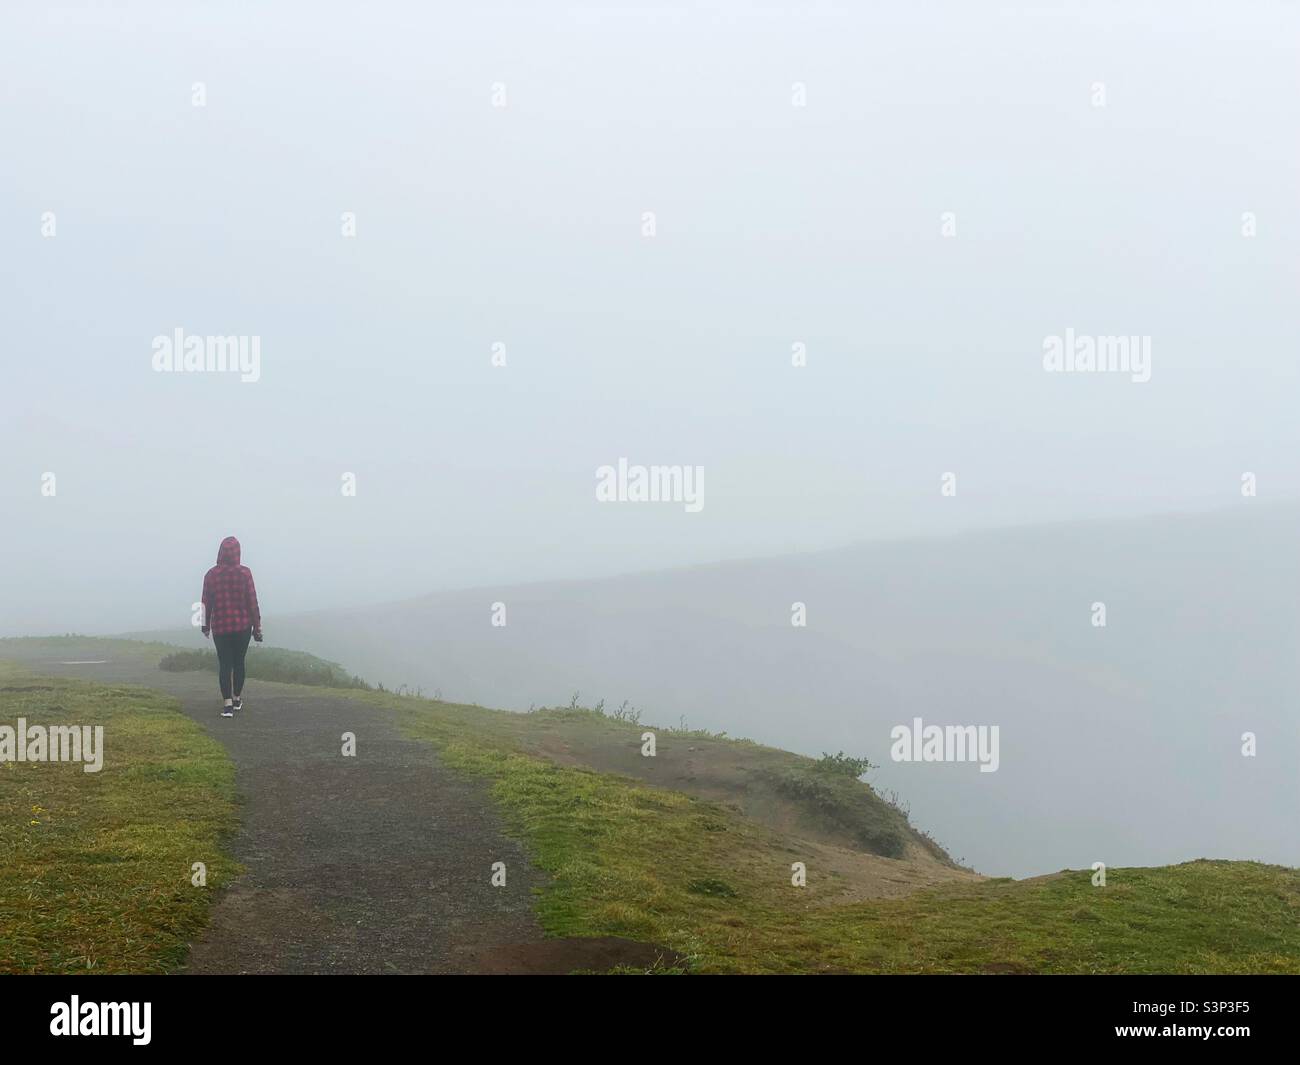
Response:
216,536,241,566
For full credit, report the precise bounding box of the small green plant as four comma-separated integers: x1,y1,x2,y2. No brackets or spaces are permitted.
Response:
687,877,738,898
753,753,910,859
815,751,876,778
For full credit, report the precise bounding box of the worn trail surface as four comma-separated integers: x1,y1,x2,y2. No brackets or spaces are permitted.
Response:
9,645,549,974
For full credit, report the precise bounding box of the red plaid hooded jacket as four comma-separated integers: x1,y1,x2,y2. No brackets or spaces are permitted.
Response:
201,536,262,636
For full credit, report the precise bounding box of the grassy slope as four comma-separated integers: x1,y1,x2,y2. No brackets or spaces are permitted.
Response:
0,661,239,973
832,861,1300,975
359,688,1300,974
4,638,1297,974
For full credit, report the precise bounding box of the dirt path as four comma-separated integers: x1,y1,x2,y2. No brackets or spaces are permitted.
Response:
7,645,548,974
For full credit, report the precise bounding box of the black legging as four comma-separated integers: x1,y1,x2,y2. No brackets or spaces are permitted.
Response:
213,629,253,699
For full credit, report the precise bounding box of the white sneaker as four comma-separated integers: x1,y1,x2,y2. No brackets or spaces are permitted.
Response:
221,705,234,718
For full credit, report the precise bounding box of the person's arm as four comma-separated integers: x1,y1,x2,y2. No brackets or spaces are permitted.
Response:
200,571,213,638
246,569,262,640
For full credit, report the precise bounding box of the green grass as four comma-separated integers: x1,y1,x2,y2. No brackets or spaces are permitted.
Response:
810,861,1300,975
159,647,370,690
364,688,1300,974
0,663,240,973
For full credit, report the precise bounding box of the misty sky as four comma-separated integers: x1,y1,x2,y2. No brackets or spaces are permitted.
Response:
1,1,1297,634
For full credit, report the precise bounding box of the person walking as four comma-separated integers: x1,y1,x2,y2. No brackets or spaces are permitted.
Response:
200,535,263,717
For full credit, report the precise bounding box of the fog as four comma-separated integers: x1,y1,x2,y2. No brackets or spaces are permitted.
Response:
133,503,1300,877
2,3,1296,876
